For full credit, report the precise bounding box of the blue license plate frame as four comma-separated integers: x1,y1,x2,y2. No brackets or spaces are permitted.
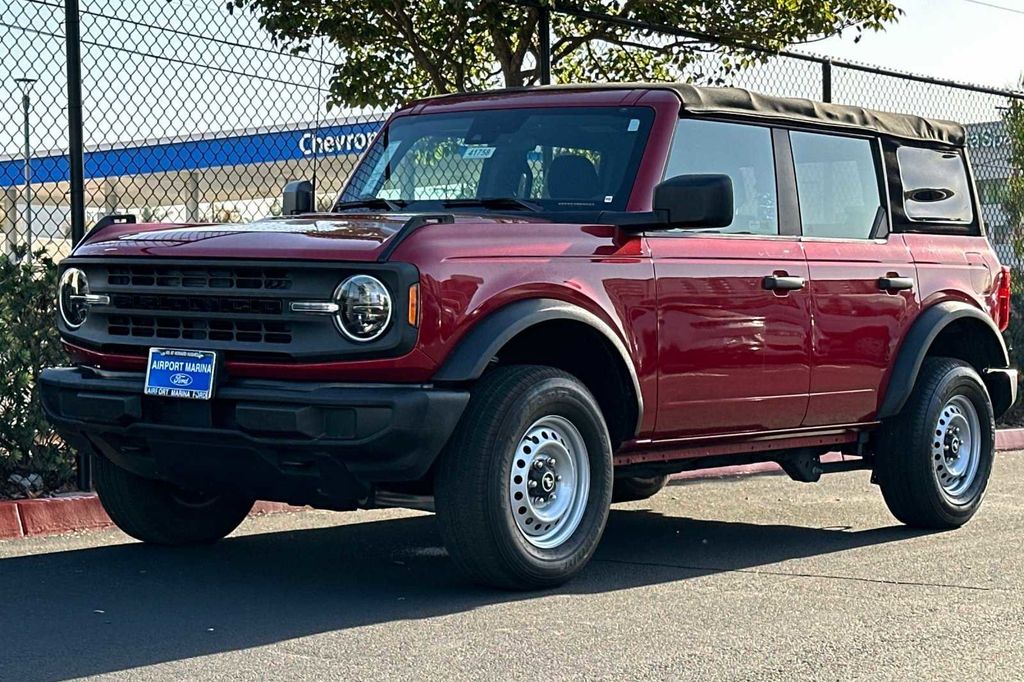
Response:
144,348,218,400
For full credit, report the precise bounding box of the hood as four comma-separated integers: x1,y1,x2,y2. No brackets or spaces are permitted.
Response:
73,213,533,262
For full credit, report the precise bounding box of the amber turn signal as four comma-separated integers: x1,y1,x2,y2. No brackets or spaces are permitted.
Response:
408,283,420,327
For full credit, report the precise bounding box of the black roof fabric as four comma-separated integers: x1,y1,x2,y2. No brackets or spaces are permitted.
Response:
426,83,966,147
668,84,965,147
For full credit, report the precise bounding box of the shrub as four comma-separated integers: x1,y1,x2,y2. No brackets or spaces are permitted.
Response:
1000,294,1024,427
0,249,74,496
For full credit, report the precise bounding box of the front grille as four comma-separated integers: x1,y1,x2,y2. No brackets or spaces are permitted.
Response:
109,293,284,316
107,264,291,291
63,258,417,361
108,315,292,344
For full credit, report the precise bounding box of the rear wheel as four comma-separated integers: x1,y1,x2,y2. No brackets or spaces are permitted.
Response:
435,365,613,590
875,357,995,529
93,454,254,545
612,475,670,503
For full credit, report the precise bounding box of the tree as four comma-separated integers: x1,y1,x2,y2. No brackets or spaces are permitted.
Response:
1003,86,1024,254
230,0,900,110
999,82,1024,425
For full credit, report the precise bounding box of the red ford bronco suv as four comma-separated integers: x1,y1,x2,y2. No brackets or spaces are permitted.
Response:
42,84,1017,590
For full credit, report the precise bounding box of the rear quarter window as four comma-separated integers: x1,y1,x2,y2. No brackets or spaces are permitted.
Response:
896,146,974,224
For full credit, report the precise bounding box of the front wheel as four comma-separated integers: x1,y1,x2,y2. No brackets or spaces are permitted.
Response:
435,365,613,590
875,357,995,529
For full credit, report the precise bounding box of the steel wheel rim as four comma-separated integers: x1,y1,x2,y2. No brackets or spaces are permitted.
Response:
508,415,590,549
932,395,982,499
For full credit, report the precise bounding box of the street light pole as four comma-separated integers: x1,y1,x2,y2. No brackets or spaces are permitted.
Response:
14,77,36,261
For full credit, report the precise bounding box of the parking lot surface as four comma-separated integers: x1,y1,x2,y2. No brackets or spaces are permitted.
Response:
3,455,1023,682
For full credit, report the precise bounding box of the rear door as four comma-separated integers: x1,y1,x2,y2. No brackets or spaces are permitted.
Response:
649,118,812,439
787,130,921,426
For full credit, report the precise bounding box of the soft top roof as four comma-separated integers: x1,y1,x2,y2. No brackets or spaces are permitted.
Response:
669,83,964,147
421,83,965,147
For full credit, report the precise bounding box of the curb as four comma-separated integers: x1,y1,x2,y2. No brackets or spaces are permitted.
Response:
996,428,1024,451
670,428,1024,484
3,429,1024,541
0,497,306,541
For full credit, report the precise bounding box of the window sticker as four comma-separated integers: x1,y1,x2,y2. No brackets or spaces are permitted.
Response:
461,146,496,159
627,119,640,132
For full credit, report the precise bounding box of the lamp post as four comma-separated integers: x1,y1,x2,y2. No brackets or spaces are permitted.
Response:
14,77,37,260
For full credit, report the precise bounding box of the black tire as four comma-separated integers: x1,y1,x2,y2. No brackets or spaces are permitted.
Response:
435,365,614,590
875,357,995,529
612,475,670,503
93,454,254,545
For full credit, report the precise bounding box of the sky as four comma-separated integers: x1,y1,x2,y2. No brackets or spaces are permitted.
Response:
810,0,1024,90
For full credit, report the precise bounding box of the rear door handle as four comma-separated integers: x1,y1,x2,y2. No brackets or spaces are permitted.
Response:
878,276,914,292
762,275,806,291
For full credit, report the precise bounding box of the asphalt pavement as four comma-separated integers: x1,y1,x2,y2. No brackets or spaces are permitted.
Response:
2,455,1023,682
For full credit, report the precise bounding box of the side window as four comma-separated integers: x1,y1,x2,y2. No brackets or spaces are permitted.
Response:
790,131,882,239
664,119,778,235
897,146,974,223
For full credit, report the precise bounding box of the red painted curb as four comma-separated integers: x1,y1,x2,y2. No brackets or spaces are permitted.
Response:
996,428,1024,451
251,501,307,515
0,495,307,541
17,495,112,537
672,452,845,483
0,502,23,539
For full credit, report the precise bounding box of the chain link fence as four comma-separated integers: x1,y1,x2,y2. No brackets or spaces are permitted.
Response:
1,0,1022,262
2,0,386,258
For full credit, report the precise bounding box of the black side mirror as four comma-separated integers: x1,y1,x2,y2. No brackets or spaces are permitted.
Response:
652,174,733,229
282,180,315,215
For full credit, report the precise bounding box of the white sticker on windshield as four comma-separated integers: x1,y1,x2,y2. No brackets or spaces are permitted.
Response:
627,119,640,132
461,146,496,159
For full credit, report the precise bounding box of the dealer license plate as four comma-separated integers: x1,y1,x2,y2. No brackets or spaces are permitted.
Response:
144,348,218,400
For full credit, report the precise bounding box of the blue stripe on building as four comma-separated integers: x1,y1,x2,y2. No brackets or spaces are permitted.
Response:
0,120,383,189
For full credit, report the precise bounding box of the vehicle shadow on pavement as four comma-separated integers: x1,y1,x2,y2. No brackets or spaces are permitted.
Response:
0,509,930,681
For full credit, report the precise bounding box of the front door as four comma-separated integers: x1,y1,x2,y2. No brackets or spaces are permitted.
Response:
649,118,812,439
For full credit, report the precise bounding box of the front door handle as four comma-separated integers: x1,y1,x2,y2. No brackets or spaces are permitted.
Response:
763,275,806,291
878,276,914,292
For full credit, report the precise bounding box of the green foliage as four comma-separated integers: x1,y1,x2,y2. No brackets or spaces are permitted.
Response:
0,249,73,494
999,84,1024,425
229,0,900,110
1003,90,1024,257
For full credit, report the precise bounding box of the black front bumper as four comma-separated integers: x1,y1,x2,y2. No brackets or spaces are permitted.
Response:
40,366,469,509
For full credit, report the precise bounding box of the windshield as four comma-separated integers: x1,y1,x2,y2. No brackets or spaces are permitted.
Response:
339,106,654,213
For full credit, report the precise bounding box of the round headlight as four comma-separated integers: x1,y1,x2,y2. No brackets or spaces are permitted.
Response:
333,275,392,341
58,268,91,329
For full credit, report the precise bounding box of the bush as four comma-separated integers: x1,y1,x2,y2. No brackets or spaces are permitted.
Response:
1000,294,1024,427
0,249,74,497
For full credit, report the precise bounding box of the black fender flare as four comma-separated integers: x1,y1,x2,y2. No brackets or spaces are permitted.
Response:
432,298,644,435
877,301,1010,419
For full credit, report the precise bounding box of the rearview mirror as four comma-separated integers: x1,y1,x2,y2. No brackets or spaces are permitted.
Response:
652,174,733,229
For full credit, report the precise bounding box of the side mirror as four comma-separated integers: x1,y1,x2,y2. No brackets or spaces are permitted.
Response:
652,174,733,229
282,180,315,215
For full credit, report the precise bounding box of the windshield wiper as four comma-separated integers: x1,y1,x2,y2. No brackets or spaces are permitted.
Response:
442,197,542,212
334,197,408,212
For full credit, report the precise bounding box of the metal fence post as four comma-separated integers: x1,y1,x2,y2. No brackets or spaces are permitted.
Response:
822,58,833,103
66,0,86,247
538,4,551,85
13,78,35,259
65,0,91,491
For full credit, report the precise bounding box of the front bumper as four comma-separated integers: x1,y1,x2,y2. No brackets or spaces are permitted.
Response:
40,366,469,508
